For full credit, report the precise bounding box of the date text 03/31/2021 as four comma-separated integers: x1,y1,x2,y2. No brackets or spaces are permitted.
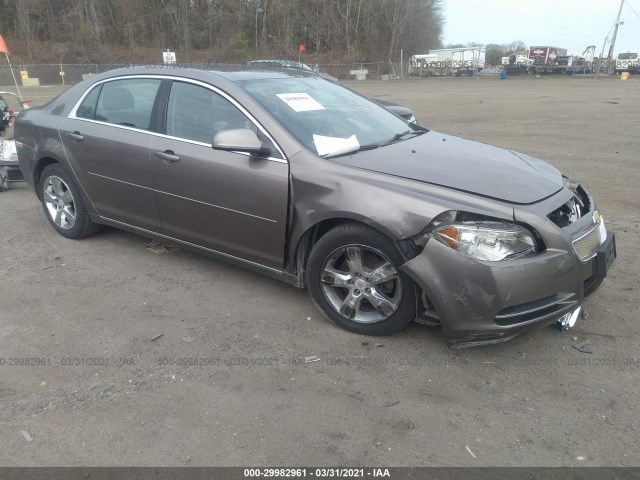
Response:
243,468,391,477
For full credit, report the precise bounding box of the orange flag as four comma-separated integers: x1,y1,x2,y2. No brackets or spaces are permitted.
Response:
0,34,8,54
299,44,306,52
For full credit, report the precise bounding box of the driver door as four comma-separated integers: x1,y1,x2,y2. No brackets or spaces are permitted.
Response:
149,80,289,268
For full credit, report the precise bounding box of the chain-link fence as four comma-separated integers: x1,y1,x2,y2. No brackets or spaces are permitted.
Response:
0,59,626,88
0,63,134,86
0,62,407,86
317,62,401,80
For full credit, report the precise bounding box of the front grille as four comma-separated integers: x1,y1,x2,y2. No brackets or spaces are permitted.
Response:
572,224,602,262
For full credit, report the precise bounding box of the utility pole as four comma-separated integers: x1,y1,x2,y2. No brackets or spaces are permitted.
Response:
607,0,625,73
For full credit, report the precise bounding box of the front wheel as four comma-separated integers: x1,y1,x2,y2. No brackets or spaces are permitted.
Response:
39,163,100,239
306,223,416,336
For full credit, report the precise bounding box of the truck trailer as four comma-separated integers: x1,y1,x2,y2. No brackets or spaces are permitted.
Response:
409,47,485,76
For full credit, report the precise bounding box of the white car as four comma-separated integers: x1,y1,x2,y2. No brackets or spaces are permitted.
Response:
0,92,27,189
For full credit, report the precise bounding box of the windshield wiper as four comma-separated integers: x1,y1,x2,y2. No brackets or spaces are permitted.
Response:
323,143,381,159
382,129,424,146
355,144,383,152
323,130,426,158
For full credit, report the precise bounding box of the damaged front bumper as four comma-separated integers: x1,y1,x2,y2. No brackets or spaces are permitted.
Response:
400,193,617,348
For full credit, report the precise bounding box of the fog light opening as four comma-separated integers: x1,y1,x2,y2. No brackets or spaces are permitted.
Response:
556,307,582,331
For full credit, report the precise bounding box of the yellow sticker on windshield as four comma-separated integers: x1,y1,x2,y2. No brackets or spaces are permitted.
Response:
276,93,325,112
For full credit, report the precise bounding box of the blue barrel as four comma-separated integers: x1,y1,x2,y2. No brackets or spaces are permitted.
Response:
500,70,507,80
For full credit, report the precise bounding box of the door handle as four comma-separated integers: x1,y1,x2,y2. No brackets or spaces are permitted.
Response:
154,150,180,164
66,131,84,141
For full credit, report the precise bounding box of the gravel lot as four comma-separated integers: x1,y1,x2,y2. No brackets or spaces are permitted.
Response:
1,75,638,467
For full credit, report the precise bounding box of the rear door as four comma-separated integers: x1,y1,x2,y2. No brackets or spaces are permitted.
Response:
60,77,163,232
149,79,289,268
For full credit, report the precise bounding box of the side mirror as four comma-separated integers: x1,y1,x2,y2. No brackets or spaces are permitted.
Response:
212,129,271,156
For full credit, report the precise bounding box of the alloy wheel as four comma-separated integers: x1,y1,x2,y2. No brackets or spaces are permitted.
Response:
42,175,76,230
320,244,402,324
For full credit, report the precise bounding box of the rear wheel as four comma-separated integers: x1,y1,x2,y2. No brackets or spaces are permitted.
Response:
306,223,416,336
39,163,100,239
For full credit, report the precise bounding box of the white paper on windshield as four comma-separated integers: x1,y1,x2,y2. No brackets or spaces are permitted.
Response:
276,93,325,112
313,134,360,157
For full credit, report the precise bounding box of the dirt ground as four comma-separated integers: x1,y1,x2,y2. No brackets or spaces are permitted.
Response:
0,75,638,467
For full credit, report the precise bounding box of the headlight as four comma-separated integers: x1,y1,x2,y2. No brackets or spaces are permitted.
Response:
433,221,536,261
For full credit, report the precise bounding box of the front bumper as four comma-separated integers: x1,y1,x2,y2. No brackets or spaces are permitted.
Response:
401,226,616,348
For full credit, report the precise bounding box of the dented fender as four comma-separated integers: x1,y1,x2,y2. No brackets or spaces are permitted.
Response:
284,150,516,274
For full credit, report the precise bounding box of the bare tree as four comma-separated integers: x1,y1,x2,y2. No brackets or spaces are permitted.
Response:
0,0,444,63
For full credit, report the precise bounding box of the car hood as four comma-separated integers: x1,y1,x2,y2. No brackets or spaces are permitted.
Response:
329,131,563,204
374,99,413,117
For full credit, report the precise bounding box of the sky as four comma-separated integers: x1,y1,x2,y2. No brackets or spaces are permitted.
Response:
443,0,640,56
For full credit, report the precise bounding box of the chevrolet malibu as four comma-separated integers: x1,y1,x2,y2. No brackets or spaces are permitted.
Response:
15,67,616,347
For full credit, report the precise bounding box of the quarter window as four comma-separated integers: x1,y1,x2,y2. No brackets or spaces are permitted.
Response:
93,78,161,130
76,84,101,119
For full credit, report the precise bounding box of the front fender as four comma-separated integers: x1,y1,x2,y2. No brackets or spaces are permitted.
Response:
285,150,516,273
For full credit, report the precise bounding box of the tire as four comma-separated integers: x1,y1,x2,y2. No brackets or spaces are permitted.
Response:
306,222,416,336
39,163,100,239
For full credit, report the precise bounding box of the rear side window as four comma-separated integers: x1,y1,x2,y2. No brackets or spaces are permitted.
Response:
93,78,161,130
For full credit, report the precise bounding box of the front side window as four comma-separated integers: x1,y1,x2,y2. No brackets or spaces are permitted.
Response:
166,81,281,157
166,81,254,145
93,78,161,130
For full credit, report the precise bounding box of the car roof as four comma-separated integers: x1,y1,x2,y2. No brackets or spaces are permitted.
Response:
247,59,313,71
84,65,317,84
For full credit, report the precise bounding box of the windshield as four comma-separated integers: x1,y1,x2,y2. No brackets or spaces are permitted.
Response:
618,52,638,60
238,77,418,157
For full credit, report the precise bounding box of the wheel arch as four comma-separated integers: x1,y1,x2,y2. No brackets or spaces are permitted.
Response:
289,216,404,287
290,216,432,324
302,219,418,335
33,154,97,216
34,156,60,199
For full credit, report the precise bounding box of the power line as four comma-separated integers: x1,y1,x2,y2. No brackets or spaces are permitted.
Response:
624,0,640,20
